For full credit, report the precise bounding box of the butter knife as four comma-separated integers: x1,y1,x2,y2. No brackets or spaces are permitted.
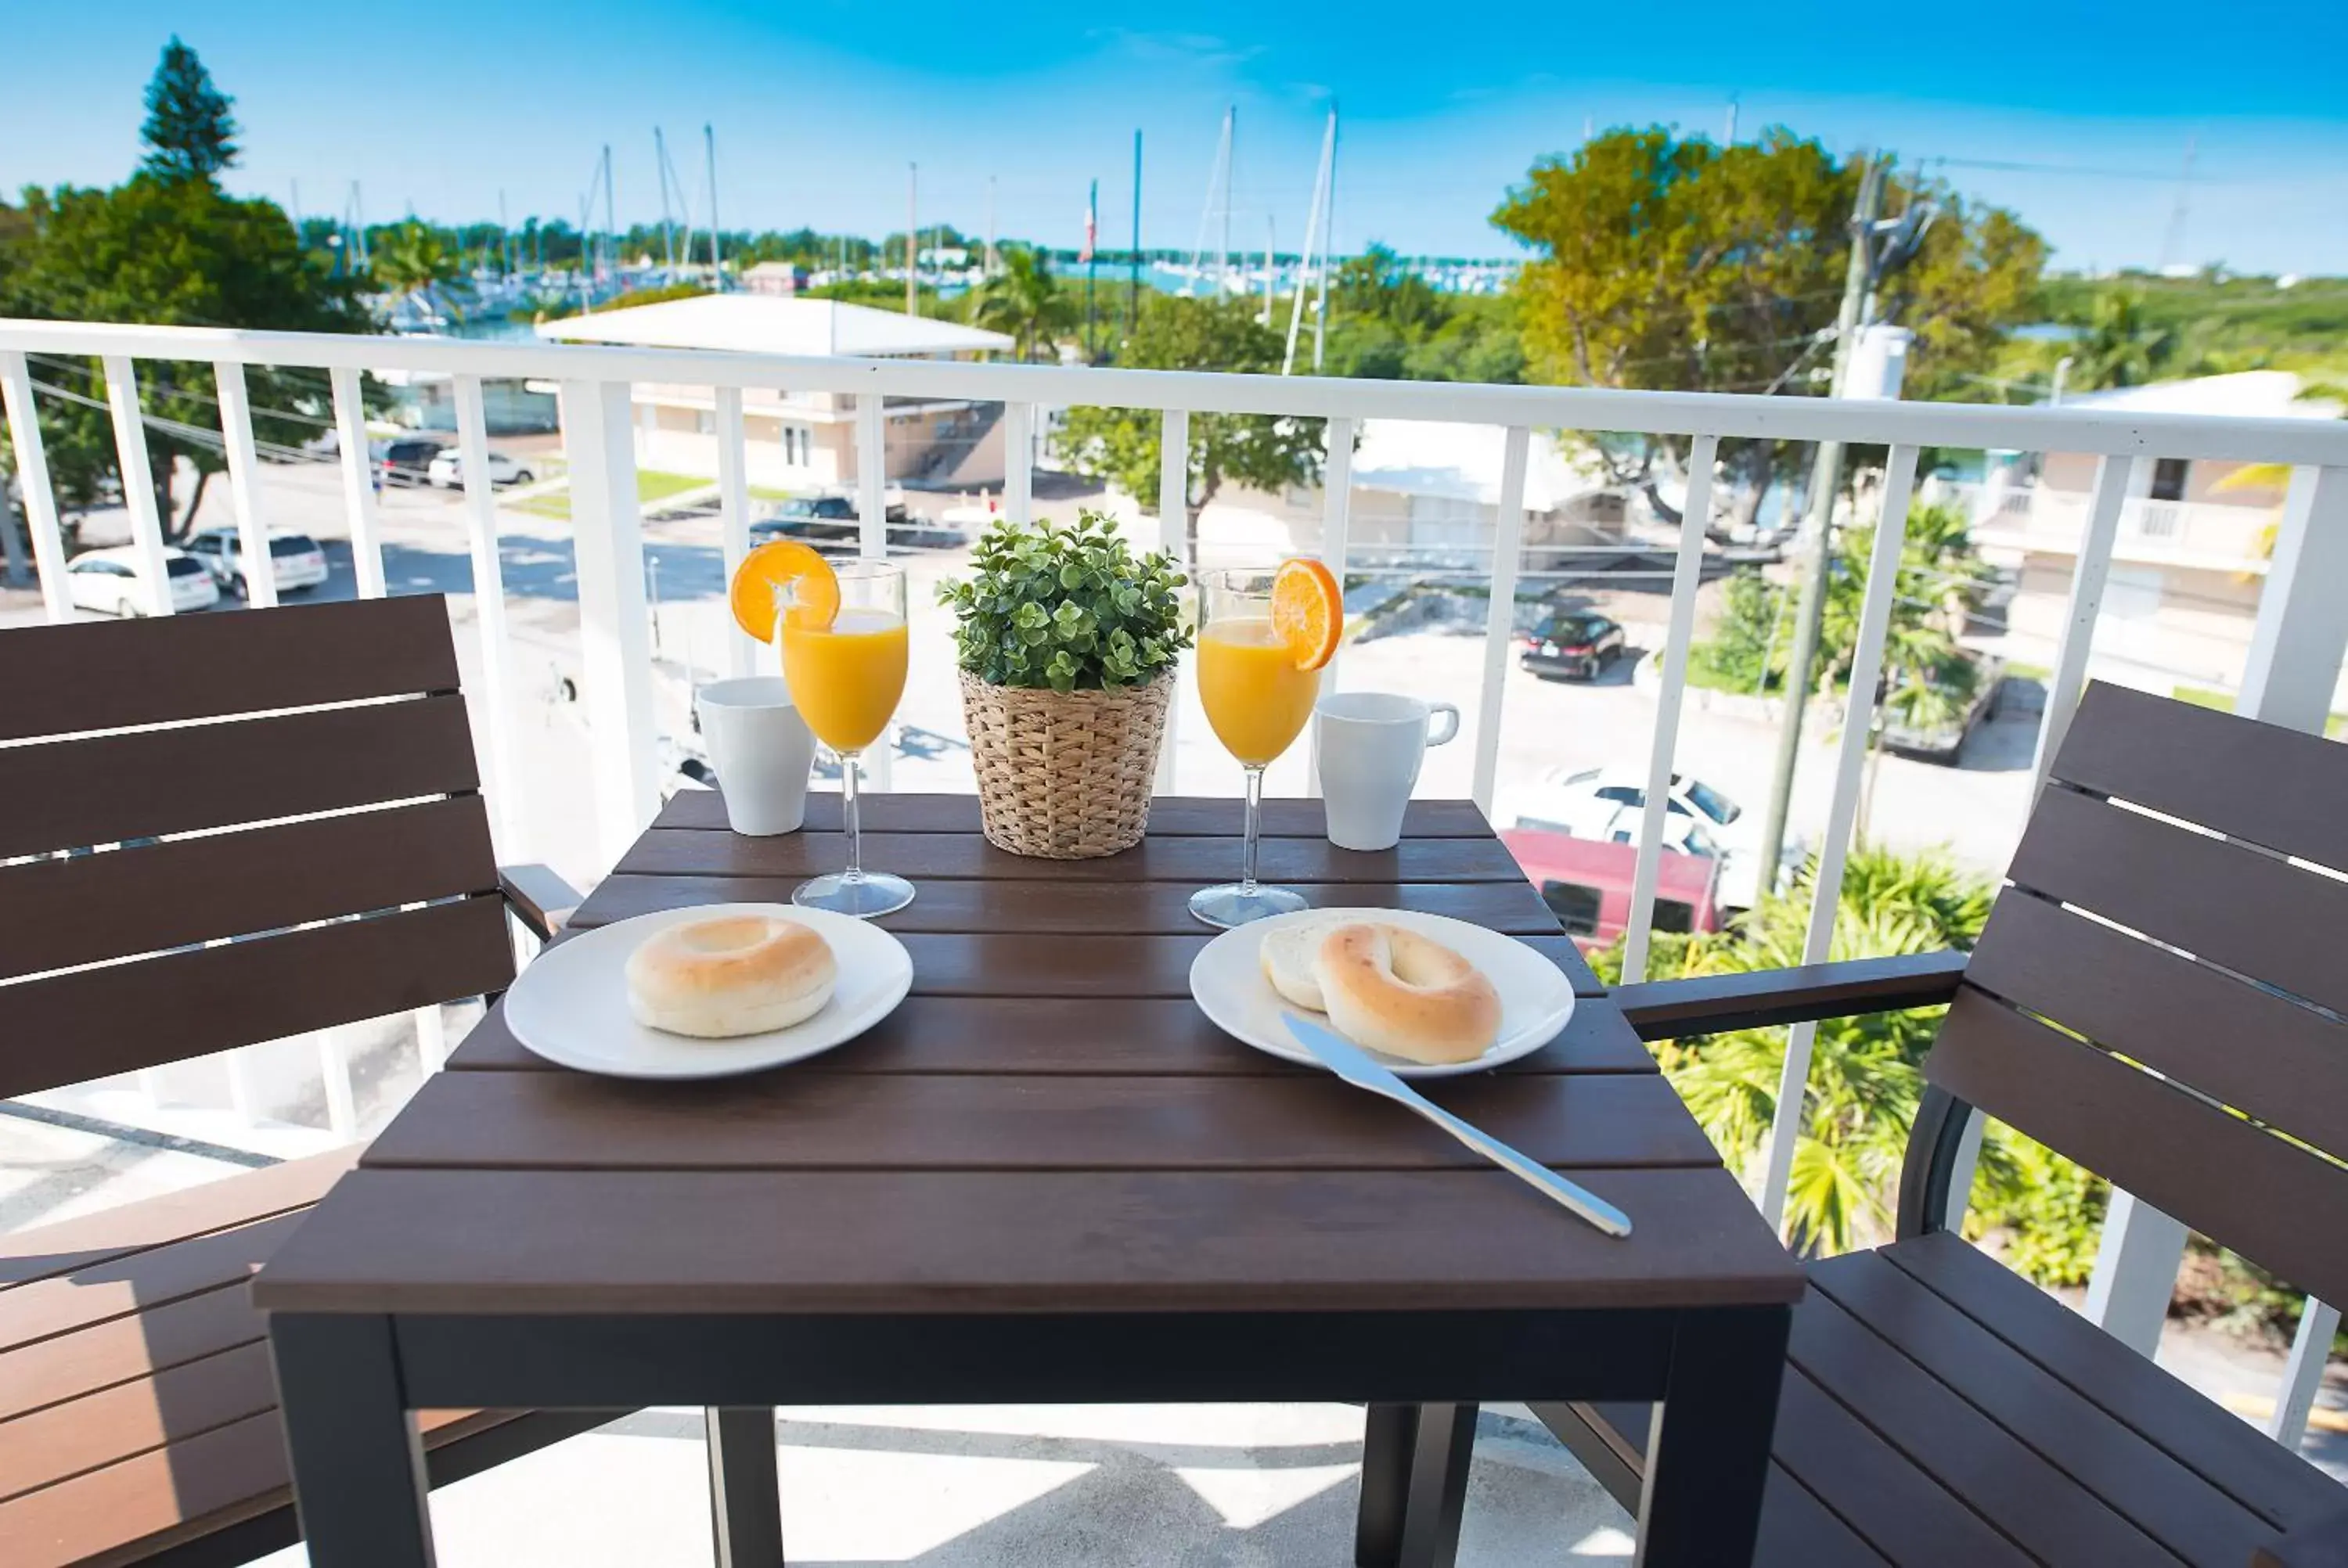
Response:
1282,1012,1632,1238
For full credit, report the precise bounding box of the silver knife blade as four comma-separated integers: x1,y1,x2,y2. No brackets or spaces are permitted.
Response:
1283,1012,1632,1238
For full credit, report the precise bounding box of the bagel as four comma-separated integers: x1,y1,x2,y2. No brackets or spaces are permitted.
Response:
1259,912,1357,1011
1313,922,1501,1065
625,914,836,1038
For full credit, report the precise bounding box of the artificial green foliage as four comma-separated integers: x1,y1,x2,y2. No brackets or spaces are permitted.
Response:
938,510,1191,695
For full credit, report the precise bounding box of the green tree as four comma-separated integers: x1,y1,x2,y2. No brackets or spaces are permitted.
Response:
370,220,463,310
139,38,239,186
1493,128,2044,530
1052,296,1324,562
968,246,1077,361
2,179,369,538
2069,289,2175,390
1597,847,2008,1254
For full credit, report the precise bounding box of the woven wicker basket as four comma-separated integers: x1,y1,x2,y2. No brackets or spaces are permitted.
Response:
960,669,1171,858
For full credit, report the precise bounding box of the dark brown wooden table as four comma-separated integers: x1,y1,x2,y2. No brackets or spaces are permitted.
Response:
254,793,1803,1567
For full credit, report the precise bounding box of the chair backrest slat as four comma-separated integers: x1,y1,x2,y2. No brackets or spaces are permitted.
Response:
2004,783,2348,1016
0,898,515,1102
1926,682,2348,1303
1928,987,2348,1307
0,594,459,743
2048,680,2348,870
1966,891,2348,1163
0,598,513,1097
0,696,481,861
0,796,498,984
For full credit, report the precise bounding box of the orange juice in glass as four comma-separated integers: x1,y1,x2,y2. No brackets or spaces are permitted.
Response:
1197,617,1320,767
776,559,916,918
1189,562,1343,929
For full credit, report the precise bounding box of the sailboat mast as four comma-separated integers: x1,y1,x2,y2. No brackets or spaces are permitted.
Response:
1282,111,1334,375
705,125,722,281
1313,106,1338,372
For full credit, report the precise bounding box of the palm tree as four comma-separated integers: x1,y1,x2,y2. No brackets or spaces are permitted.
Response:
1610,847,2004,1255
370,221,463,313
971,247,1078,361
2212,380,2348,497
2069,290,2173,390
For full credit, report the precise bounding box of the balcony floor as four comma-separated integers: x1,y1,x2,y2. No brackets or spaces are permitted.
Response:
244,1403,1635,1567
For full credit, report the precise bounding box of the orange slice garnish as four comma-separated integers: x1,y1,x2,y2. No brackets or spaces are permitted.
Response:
729,540,840,640
1269,556,1343,671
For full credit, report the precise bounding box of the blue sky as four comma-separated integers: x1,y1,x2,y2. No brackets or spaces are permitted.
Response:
6,2,2347,275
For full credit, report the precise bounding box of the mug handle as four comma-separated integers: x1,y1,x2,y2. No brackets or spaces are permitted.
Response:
1426,702,1461,746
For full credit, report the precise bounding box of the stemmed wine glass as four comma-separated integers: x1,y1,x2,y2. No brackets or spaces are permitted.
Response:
776,559,915,918
1188,567,1320,928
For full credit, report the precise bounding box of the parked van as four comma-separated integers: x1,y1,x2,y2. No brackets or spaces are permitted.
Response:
1499,828,1726,951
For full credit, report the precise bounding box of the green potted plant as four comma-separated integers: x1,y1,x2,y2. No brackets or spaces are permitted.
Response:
938,509,1191,858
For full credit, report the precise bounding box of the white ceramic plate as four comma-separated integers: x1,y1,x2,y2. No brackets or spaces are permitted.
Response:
504,902,913,1080
1188,906,1576,1079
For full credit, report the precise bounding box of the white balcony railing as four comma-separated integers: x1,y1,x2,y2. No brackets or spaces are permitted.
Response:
5,318,2348,1447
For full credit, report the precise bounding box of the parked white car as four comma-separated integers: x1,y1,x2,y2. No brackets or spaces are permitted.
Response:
426,448,535,488
183,528,330,597
1511,764,1792,910
66,547,221,618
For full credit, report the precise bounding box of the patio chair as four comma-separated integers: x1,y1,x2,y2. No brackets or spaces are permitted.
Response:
1532,682,2348,1564
0,596,614,1566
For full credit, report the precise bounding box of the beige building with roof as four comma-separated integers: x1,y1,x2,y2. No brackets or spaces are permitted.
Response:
537,293,1016,492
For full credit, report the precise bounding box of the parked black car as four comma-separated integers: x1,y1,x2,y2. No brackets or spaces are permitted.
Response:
376,437,445,488
1518,611,1627,680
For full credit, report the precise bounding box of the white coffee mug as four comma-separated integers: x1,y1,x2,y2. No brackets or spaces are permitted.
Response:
1315,692,1462,852
696,678,816,836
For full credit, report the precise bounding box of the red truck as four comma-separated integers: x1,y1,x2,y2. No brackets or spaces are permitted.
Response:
1499,827,1727,951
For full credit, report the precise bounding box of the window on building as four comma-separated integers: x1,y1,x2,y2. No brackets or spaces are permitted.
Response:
2149,457,2191,502
694,410,715,436
1653,899,1695,935
1540,880,1602,936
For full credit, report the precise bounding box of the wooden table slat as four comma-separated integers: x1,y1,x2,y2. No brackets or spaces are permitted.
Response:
252,1166,1806,1315
571,872,1569,939
362,1069,1717,1173
447,994,1654,1076
654,792,1499,840
614,827,1532,886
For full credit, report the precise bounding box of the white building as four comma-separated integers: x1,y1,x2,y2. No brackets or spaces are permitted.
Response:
1961,371,2341,697
537,294,1015,492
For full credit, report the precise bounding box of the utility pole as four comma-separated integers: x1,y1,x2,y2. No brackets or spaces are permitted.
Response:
1753,155,1885,890
1129,129,1143,340
905,163,918,317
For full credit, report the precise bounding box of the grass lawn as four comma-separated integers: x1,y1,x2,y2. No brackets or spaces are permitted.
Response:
513,469,706,520
2173,683,2347,739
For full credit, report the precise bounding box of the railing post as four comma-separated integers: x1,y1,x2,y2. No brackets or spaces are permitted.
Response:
2272,1298,2341,1450
855,392,893,791
212,360,278,608
454,374,525,858
0,350,73,621
1469,427,1529,819
1622,433,1717,983
102,356,173,610
328,366,387,599
561,379,663,868
2027,454,2132,795
1003,401,1034,525
1307,415,1355,797
1757,444,1920,1232
1156,408,1190,796
715,386,756,678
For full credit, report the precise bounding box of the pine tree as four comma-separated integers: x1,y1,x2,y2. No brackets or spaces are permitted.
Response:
139,38,239,185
